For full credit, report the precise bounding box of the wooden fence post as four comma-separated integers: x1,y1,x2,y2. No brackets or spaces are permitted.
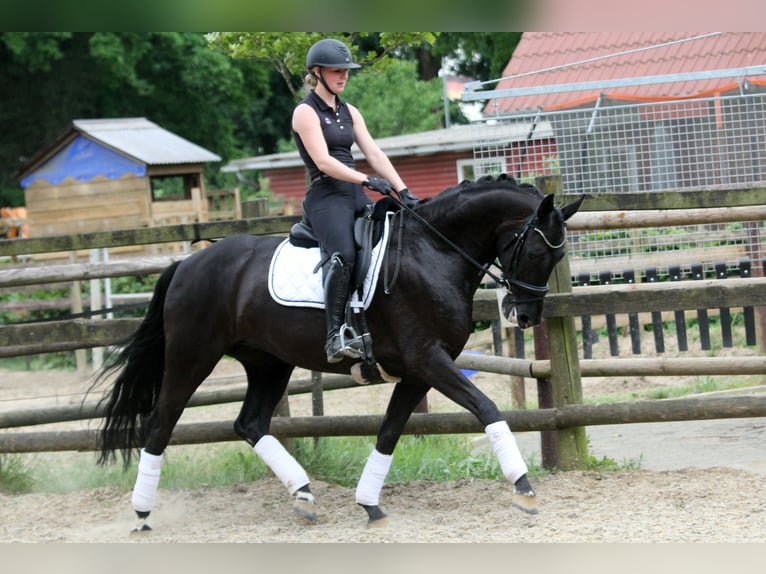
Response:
546,253,589,470
241,197,269,219
274,391,295,454
507,326,527,410
68,252,88,376
533,324,557,469
537,174,588,469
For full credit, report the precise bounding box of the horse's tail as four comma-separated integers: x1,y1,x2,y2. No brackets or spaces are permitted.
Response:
95,260,182,467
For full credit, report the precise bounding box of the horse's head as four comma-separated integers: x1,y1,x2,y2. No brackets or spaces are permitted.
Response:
497,193,585,329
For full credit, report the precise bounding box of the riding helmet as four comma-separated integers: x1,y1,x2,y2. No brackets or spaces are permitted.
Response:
306,38,361,70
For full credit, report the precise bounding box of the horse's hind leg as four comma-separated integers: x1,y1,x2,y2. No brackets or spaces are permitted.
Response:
233,358,317,522
355,381,430,528
131,354,221,533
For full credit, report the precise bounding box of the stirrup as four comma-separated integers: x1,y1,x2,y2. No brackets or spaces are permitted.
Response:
338,323,364,357
326,324,364,362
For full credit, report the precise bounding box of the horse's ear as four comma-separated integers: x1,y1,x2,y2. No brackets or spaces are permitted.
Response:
560,194,587,221
536,194,556,218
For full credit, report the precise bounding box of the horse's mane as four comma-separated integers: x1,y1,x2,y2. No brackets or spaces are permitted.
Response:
419,174,544,219
433,174,542,200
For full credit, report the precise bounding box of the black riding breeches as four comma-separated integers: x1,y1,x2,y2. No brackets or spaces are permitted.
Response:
303,177,372,264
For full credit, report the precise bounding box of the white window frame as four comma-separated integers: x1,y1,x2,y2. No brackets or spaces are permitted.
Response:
457,158,506,182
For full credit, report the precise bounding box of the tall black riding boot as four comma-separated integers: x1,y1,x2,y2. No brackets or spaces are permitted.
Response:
324,253,362,363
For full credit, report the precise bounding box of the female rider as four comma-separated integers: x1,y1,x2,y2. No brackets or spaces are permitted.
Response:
291,38,419,363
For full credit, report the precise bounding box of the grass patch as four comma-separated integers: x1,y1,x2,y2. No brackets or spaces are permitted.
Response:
296,434,544,486
3,434,551,495
587,453,641,472
581,372,762,405
9,444,271,494
0,454,34,493
645,375,759,400
0,353,79,372
16,436,638,496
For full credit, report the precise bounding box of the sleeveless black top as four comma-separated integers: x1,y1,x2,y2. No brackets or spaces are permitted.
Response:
293,91,356,182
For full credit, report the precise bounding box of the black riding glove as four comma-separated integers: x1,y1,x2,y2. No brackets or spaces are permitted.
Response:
364,176,394,196
397,187,420,208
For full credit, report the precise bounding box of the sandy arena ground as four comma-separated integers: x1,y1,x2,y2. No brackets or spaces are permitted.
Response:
1,347,765,543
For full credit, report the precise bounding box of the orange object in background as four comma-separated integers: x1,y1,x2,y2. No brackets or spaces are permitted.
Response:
1,206,29,238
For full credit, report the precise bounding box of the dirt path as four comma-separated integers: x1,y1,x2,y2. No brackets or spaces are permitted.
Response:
2,362,765,542
3,467,765,542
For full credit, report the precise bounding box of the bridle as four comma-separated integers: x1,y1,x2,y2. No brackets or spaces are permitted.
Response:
388,191,566,303
498,216,567,304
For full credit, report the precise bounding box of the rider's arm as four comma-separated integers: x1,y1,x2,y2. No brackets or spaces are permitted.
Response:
292,103,369,185
349,104,407,192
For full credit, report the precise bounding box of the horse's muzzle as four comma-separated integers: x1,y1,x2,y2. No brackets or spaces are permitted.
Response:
502,295,541,330
509,306,541,330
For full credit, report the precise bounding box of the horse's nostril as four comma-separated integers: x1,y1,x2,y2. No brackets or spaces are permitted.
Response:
516,314,542,330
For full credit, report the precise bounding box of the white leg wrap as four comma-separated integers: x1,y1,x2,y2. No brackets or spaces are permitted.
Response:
486,420,528,483
253,435,310,495
132,449,163,513
355,448,393,506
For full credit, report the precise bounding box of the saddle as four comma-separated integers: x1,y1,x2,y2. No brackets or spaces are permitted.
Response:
288,197,400,384
288,198,393,289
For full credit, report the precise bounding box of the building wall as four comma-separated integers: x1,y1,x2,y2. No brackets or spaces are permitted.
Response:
265,151,475,214
264,143,557,214
368,151,474,196
24,174,151,236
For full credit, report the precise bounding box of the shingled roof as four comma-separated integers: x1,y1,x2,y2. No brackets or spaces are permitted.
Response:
482,32,766,114
19,117,221,183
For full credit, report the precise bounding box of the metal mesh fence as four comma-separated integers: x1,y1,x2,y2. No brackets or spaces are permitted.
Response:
471,81,766,281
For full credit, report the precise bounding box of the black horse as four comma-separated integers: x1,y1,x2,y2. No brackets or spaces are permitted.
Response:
96,174,584,532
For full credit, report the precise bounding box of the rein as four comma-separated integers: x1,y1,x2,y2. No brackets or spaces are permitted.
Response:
386,191,564,301
385,192,508,289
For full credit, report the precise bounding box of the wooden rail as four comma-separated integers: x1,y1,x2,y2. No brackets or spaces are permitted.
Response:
2,395,764,454
3,278,765,358
2,191,765,467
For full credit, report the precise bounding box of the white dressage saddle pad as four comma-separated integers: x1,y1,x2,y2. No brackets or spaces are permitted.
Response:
268,212,392,310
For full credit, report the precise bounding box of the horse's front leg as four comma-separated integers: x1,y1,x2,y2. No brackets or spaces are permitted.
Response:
419,350,538,515
356,381,430,528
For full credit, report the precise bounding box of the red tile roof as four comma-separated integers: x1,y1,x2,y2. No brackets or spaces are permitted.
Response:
482,32,766,114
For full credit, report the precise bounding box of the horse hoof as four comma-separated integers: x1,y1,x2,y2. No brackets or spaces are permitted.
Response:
129,522,153,536
366,514,391,529
511,489,539,515
292,491,318,522
360,504,389,528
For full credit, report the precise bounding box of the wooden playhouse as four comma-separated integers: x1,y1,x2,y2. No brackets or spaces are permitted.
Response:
17,118,227,252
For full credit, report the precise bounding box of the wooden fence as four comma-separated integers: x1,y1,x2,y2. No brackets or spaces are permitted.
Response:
2,189,766,470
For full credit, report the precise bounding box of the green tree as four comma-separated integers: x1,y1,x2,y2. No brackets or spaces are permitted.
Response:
208,32,459,150
1,32,522,207
206,32,439,100
434,32,523,82
0,32,283,205
342,59,464,137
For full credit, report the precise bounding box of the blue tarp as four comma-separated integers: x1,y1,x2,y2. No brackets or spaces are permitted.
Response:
21,135,146,188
